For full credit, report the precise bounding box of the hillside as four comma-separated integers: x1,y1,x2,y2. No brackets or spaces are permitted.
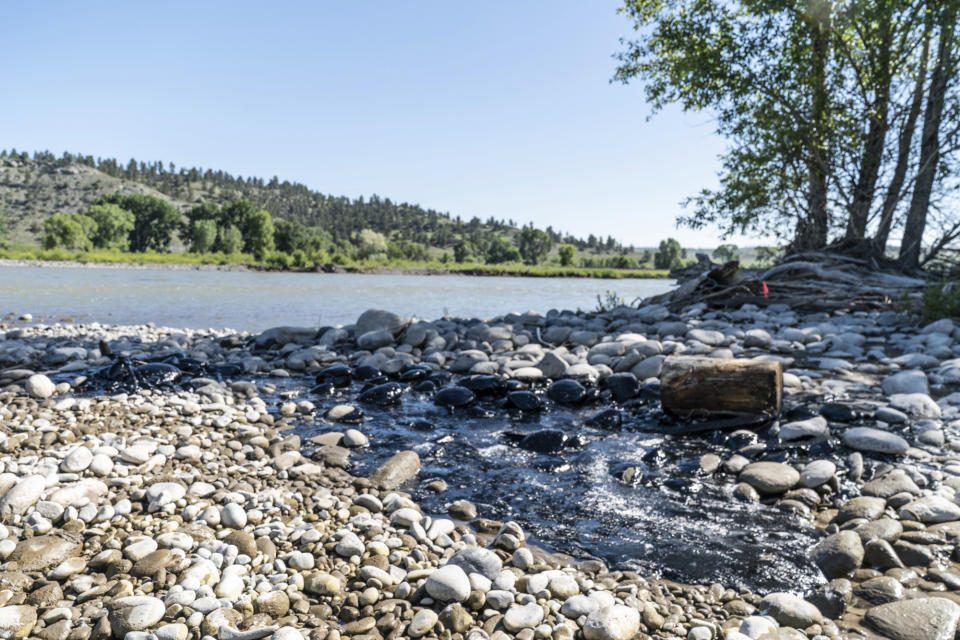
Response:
0,157,185,246
0,150,626,257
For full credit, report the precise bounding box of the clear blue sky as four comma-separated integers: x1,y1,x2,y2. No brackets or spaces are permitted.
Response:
2,1,754,248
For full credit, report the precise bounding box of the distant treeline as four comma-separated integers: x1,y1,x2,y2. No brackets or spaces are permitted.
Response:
4,149,629,255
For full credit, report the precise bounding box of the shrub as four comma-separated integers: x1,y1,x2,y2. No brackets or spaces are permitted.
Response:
922,281,960,320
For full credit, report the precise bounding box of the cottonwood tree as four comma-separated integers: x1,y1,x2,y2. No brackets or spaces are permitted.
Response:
654,238,683,269
617,0,960,268
95,194,181,252
517,226,553,265
87,203,134,250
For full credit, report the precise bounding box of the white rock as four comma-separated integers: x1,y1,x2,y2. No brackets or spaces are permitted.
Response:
222,503,248,528
899,495,960,523
407,610,438,638
108,596,165,634
799,460,836,488
25,374,55,399
890,393,942,418
146,482,186,509
61,447,93,473
582,605,640,640
779,416,828,441
739,616,779,640
424,564,471,602
503,603,545,632
88,454,114,476
0,476,45,516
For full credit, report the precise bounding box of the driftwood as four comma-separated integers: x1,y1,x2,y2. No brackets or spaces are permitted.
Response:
651,250,927,312
660,356,782,418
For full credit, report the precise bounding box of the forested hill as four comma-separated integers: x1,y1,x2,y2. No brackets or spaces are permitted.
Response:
0,149,624,255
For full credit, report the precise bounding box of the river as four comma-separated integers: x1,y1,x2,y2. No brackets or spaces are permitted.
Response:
1,264,674,331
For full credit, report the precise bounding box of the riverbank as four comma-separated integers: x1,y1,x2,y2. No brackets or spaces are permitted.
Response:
2,301,960,640
0,250,670,279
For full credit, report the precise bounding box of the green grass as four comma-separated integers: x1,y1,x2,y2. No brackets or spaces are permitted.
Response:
0,245,672,278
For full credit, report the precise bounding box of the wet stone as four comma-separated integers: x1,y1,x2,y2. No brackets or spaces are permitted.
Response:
435,385,476,408
548,379,586,404
841,427,909,455
738,462,799,495
855,576,904,605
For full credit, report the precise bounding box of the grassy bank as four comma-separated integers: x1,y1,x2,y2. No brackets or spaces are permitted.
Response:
0,246,671,279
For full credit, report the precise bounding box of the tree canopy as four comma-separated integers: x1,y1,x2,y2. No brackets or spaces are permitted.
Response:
617,0,960,268
95,194,181,252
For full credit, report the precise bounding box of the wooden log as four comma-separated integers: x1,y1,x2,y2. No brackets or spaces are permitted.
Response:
660,356,782,418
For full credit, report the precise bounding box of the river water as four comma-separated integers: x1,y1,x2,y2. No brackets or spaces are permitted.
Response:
1,265,674,331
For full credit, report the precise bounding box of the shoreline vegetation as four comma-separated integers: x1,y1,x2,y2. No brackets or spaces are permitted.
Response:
0,246,672,279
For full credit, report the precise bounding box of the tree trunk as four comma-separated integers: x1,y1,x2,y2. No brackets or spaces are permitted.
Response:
899,5,956,269
874,28,931,253
660,357,783,418
846,10,893,243
795,16,831,251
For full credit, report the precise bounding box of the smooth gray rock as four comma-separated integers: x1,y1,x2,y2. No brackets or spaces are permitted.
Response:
882,370,929,396
356,329,395,350
743,329,772,348
837,496,887,523
855,576,904,605
630,355,665,380
687,329,725,346
222,503,247,528
760,592,823,628
108,596,165,635
255,326,317,348
898,495,960,524
407,610,438,638
875,406,909,424
739,462,799,495
841,427,909,455
356,309,404,336
810,531,864,579
561,595,599,619
864,598,960,640
780,416,828,441
536,352,569,379
889,393,942,419
335,532,365,557
447,547,502,581
862,469,921,498
799,460,836,488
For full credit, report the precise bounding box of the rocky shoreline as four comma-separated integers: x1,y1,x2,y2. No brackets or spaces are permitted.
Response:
2,301,960,640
